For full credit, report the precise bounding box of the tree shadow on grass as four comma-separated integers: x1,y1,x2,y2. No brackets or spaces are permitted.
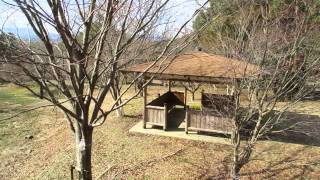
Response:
203,145,319,179
180,150,232,180
265,111,320,147
241,145,319,179
304,90,320,101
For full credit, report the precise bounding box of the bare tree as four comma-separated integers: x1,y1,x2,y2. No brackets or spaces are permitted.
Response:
0,0,208,179
229,51,317,180
182,82,201,101
195,1,319,179
226,3,319,179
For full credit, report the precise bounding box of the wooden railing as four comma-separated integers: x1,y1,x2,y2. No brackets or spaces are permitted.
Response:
185,107,233,134
144,104,168,130
143,91,186,131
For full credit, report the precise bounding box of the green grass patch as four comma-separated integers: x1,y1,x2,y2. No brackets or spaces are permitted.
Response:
0,85,44,150
187,101,201,110
0,85,38,106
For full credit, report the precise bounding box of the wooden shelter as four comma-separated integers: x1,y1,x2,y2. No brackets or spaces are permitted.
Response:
121,52,259,134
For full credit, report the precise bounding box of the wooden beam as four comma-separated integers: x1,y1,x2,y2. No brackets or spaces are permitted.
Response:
121,71,237,84
146,122,165,127
168,80,171,91
187,127,232,135
146,105,165,110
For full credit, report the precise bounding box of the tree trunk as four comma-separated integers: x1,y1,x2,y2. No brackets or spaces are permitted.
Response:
231,89,243,180
192,92,195,101
231,128,241,180
231,145,253,180
231,161,241,180
74,123,93,180
110,77,125,117
114,95,124,117
116,106,124,117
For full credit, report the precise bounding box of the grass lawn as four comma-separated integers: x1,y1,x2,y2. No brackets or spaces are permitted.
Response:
0,85,41,149
0,84,319,179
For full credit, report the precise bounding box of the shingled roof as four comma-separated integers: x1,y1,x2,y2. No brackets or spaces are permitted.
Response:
121,52,260,83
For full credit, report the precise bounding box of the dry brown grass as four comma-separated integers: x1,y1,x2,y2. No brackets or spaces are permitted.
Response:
0,85,319,180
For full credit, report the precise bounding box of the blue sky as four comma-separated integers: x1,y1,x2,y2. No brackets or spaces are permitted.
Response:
0,0,206,38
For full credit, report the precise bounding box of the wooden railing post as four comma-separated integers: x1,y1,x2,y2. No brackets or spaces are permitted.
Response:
184,87,187,110
185,106,189,134
163,103,168,131
143,85,148,129
70,165,74,180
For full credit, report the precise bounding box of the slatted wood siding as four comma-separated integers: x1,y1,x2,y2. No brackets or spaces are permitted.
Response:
186,109,233,134
145,105,168,130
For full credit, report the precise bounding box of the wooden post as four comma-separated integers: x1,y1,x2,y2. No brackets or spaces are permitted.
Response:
227,85,230,95
231,85,235,95
168,80,171,91
235,79,240,104
70,165,74,180
163,103,168,131
226,85,228,95
185,106,189,134
213,84,217,91
184,86,187,110
143,85,148,129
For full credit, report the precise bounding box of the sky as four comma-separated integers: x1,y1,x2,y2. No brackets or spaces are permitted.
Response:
0,0,207,39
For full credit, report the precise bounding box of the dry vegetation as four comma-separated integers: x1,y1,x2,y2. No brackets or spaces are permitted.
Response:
0,84,319,180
